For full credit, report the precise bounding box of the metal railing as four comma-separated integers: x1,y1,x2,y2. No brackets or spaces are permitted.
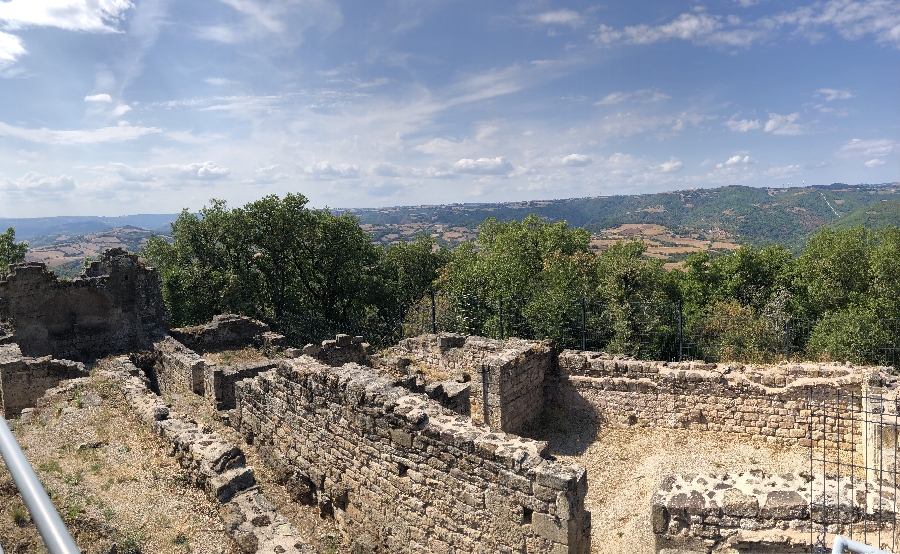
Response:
0,415,81,554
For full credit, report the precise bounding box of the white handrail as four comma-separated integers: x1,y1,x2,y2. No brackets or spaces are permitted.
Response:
0,415,81,554
832,535,893,554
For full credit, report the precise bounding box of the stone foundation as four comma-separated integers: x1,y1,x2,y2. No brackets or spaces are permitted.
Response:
234,357,591,554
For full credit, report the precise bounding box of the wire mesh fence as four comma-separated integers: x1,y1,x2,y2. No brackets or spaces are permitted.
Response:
808,389,900,553
276,293,900,365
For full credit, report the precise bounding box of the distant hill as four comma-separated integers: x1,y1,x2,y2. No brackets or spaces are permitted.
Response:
830,199,900,230
0,214,178,241
348,183,900,249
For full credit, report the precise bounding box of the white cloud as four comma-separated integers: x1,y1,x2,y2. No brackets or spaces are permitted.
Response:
85,94,112,102
0,31,25,67
415,137,465,155
111,163,154,182
112,104,132,116
559,154,592,167
304,161,359,179
763,112,804,135
197,0,343,45
0,172,76,196
0,121,162,144
724,117,760,132
763,0,900,48
716,155,755,168
764,164,801,178
838,138,896,157
865,158,886,167
179,161,230,180
453,157,513,175
816,88,854,101
592,24,623,45
530,10,583,28
0,0,133,32
659,157,683,173
595,89,669,105
624,13,722,44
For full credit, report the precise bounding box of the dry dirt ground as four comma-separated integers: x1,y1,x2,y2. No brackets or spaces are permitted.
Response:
527,407,809,554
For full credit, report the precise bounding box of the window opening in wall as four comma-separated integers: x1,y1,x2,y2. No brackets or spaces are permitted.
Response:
398,463,408,477
522,506,533,525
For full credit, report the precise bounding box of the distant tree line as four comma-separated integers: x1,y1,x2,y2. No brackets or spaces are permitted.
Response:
138,194,900,365
7,194,896,364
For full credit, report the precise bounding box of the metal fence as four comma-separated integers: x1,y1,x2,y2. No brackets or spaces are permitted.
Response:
808,389,900,553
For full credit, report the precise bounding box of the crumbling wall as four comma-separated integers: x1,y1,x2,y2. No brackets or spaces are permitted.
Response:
0,343,87,416
0,249,169,361
297,334,369,366
170,314,285,353
547,350,889,448
204,360,278,411
381,333,553,435
234,357,591,554
148,335,208,395
650,472,895,553
97,356,314,553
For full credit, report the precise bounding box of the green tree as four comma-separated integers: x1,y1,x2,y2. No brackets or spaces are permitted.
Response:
0,227,28,274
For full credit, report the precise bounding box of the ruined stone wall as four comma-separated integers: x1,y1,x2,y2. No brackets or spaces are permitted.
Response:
298,333,369,367
0,249,169,361
146,335,208,395
204,360,278,411
651,472,896,553
0,343,87,416
170,314,285,353
548,350,888,448
234,357,591,554
383,333,552,435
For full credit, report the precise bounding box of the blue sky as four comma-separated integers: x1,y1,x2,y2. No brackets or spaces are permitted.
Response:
0,0,897,217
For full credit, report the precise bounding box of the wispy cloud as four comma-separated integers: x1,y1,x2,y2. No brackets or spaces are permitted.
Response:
453,157,513,175
0,31,25,68
85,93,113,102
725,116,761,132
595,89,670,105
0,0,133,32
816,88,854,101
763,112,804,135
0,122,162,144
838,138,896,167
529,10,583,28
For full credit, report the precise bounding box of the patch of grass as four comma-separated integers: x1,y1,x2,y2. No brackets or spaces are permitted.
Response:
103,507,115,521
90,462,103,473
64,470,84,486
11,505,27,525
75,385,84,409
65,501,83,521
38,460,62,473
118,530,146,554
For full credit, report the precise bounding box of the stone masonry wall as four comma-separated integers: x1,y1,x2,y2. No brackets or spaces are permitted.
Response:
234,357,591,554
0,343,87,416
297,334,370,367
548,350,893,448
96,356,315,553
170,314,285,353
383,334,553,435
205,360,278,411
144,335,209,396
0,249,169,362
651,472,896,553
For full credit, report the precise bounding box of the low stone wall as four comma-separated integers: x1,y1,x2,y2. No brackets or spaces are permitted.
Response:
651,471,896,553
548,350,890,448
297,334,369,367
382,333,553,434
99,356,314,553
147,335,208,395
0,343,87,416
171,314,285,353
234,357,591,554
205,360,278,411
0,249,169,362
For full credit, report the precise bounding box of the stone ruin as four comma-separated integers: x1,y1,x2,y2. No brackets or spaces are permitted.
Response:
2,249,899,553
